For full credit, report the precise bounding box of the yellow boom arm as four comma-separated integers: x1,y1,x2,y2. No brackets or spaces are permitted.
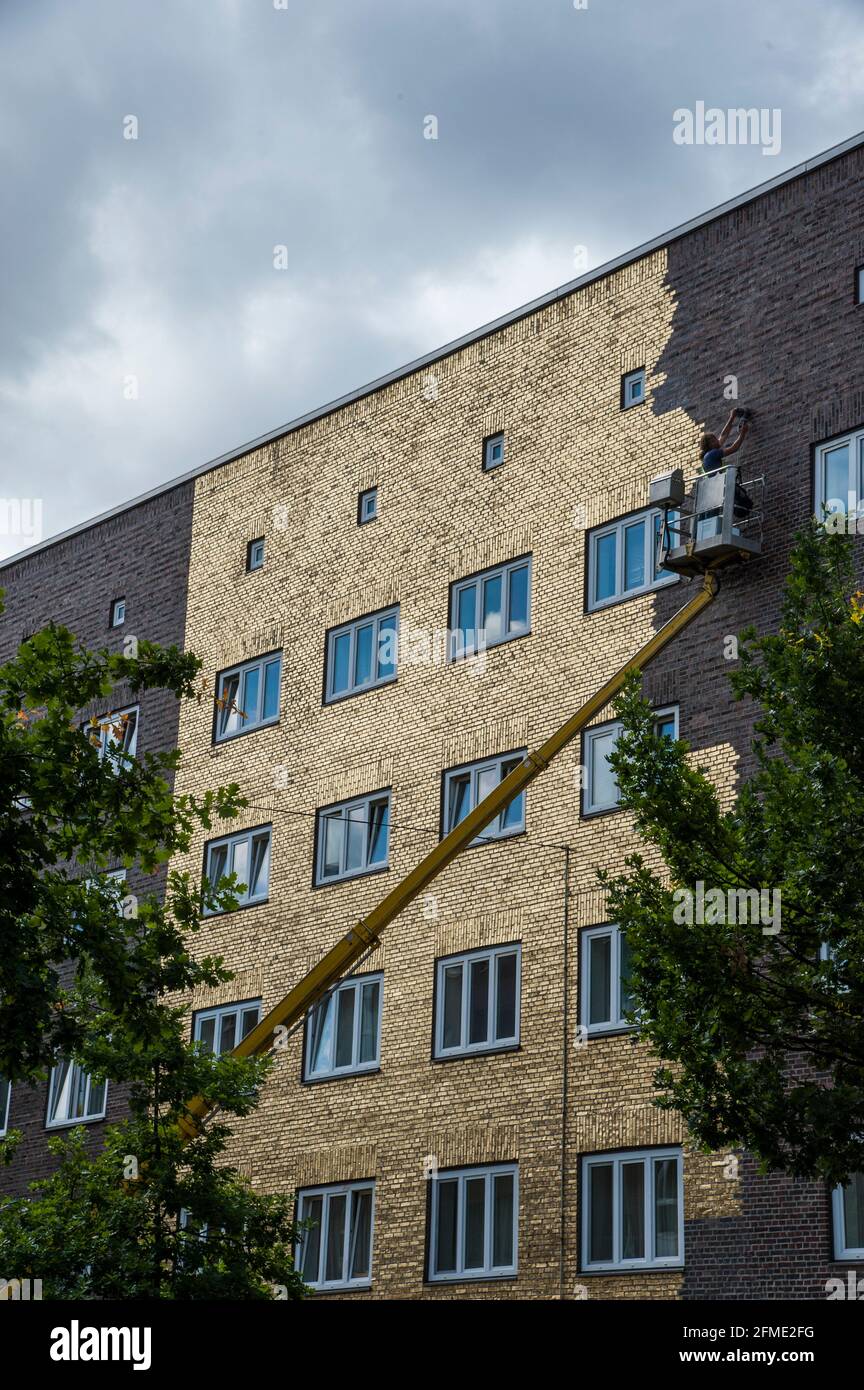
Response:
178,570,718,1139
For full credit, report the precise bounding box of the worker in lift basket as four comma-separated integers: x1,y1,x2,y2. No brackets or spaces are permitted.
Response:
697,407,753,536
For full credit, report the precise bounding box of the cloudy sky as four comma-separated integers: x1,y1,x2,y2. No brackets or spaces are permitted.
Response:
1,0,862,558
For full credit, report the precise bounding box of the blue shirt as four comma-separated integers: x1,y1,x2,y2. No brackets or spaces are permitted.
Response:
702,448,725,472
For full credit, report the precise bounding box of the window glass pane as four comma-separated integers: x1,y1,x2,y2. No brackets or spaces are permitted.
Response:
359,981,380,1064
476,765,497,809
332,633,351,695
71,1065,89,1119
653,512,663,578
354,623,373,686
464,1177,486,1269
589,1164,614,1264
456,585,477,653
655,713,676,740
654,1159,679,1257
495,952,517,1040
231,837,249,892
621,1162,645,1259
346,805,365,872
468,957,490,1045
492,1173,514,1267
377,614,398,681
843,1173,864,1250
0,1076,9,1130
594,533,617,603
87,1077,106,1118
48,1062,70,1123
262,660,280,720
310,996,334,1074
589,933,611,1026
197,1016,216,1053
349,1189,373,1280
322,814,344,878
241,666,260,726
219,674,240,736
589,728,619,810
335,988,356,1069
508,565,529,633
208,844,228,890
248,833,270,897
442,965,463,1050
619,931,633,1020
447,774,471,830
219,1012,236,1054
823,443,850,510
435,1180,458,1273
325,1195,347,1282
240,1007,259,1039
499,757,524,831
623,521,646,591
368,799,389,865
300,1196,323,1281
482,574,503,644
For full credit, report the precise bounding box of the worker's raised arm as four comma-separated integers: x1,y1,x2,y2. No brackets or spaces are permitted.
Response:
723,420,749,456
717,408,739,445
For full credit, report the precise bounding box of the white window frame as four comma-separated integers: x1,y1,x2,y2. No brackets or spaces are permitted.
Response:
315,791,390,886
46,1061,107,1129
483,432,505,471
581,924,633,1035
358,487,378,524
442,750,527,845
85,704,139,766
305,973,383,1079
204,825,272,913
449,557,531,660
582,1148,684,1272
814,427,864,517
214,653,282,742
325,606,399,703
588,508,676,611
110,598,126,627
0,1077,10,1136
434,945,521,1058
193,1000,262,1055
296,1181,376,1290
622,368,646,409
428,1163,518,1282
583,706,678,815
833,1177,864,1260
247,537,265,571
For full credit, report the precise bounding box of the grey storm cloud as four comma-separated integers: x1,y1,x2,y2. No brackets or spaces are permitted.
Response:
1,0,863,556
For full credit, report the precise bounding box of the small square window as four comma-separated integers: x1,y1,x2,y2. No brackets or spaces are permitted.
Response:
247,538,265,571
358,488,378,524
621,368,646,410
483,433,505,471
856,266,864,305
110,598,126,627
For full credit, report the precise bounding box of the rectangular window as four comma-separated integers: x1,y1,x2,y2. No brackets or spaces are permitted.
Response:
204,825,272,912
583,707,678,816
856,266,864,305
46,1061,107,1128
358,487,378,524
297,1181,375,1290
581,925,633,1035
833,1175,864,1259
429,1164,518,1281
815,427,864,517
325,606,399,703
582,1148,683,1271
85,705,139,766
483,432,505,471
434,945,521,1058
450,557,531,659
214,653,281,741
621,368,646,409
0,1077,10,1136
442,751,526,844
110,597,126,627
315,791,390,885
588,508,676,610
247,538,265,571
306,973,383,1079
194,1000,261,1055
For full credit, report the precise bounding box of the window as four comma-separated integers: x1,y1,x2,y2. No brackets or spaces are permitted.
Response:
358,487,378,524
315,792,390,885
429,1164,518,1281
450,557,531,660
214,654,281,741
0,1077,10,1136
815,427,864,517
297,1182,375,1290
85,705,139,766
856,266,864,305
581,925,633,1035
483,432,505,471
621,368,646,409
434,945,520,1058
110,597,126,627
204,826,271,912
46,1061,107,1128
442,751,526,844
833,1175,864,1259
588,508,676,610
305,974,382,1079
247,538,265,571
325,606,398,703
582,1148,683,1271
583,707,678,815
194,1000,261,1055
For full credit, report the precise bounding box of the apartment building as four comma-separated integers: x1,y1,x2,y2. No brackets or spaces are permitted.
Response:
2,131,864,1297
